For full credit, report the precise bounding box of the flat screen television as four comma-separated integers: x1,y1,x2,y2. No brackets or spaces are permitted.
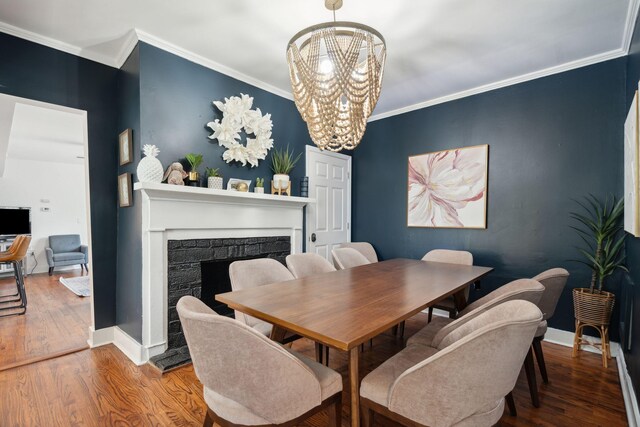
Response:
0,207,31,237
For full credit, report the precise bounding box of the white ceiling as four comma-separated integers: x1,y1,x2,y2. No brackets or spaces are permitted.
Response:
0,0,637,119
0,95,86,173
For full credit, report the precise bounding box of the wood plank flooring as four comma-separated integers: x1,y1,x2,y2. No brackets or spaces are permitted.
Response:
0,311,627,426
0,269,90,370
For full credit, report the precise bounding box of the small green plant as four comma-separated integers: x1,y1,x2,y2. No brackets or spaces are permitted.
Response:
205,167,221,178
256,177,264,188
185,153,204,172
570,194,627,293
270,145,302,175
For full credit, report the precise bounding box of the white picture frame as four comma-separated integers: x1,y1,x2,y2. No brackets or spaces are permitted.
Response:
625,90,640,237
226,178,252,192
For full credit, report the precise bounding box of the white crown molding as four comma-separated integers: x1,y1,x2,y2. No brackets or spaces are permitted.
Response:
113,29,140,69
369,48,626,122
134,29,293,101
623,0,640,54
0,20,118,68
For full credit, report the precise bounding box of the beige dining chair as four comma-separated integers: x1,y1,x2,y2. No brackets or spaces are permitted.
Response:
331,247,371,270
285,252,336,365
360,300,542,427
229,258,299,342
338,242,378,263
177,296,342,427
422,249,474,321
285,253,336,278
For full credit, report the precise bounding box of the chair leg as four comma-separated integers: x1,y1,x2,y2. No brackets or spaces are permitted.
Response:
392,324,399,336
532,337,548,384
448,308,456,319
398,321,405,339
361,405,374,427
428,307,434,323
203,408,214,427
523,346,540,408
84,264,89,272
328,393,342,427
506,392,517,416
325,345,330,366
316,342,324,364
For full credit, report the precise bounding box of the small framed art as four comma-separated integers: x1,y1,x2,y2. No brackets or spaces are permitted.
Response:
118,173,133,207
119,129,133,166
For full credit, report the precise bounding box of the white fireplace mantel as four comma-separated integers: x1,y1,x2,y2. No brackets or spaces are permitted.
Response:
131,181,314,364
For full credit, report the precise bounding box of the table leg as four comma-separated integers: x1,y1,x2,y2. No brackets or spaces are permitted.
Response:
349,347,360,427
452,289,468,312
270,325,287,343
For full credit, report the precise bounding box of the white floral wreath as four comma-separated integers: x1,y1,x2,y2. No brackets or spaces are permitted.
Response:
206,93,274,167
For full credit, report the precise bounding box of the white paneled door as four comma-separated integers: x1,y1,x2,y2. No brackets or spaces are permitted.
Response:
305,146,352,260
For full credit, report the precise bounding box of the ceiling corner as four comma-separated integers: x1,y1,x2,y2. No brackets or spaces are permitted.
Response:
622,0,640,53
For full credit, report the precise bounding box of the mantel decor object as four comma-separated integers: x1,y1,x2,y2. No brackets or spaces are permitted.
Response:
207,93,274,167
227,178,251,192
205,167,223,190
286,0,386,152
271,180,291,196
137,145,164,183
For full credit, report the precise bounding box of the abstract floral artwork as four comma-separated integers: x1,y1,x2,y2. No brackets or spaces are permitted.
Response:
408,145,488,228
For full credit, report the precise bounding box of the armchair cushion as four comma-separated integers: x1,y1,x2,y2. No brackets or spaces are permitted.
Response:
52,252,86,262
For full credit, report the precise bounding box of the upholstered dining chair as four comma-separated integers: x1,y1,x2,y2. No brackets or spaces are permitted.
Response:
360,300,542,427
331,247,371,270
0,235,31,316
177,296,342,427
338,242,378,263
285,253,336,278
285,253,336,365
422,249,474,321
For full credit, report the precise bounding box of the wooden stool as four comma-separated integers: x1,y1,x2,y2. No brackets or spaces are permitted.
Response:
572,320,611,368
271,180,291,196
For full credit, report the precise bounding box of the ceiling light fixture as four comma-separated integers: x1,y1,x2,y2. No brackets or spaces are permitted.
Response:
286,0,386,152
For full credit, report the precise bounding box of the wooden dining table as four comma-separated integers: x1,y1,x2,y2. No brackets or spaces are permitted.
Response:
216,258,493,427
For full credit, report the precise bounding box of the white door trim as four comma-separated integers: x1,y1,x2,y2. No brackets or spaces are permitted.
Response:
305,145,352,253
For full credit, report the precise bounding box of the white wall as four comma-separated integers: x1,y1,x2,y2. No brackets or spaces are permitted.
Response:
0,158,88,274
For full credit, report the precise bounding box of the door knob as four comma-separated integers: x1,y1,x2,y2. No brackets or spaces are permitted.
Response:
311,233,317,242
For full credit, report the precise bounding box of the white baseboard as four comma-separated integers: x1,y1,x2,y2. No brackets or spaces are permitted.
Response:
112,327,146,366
618,352,640,427
87,326,114,347
543,326,621,358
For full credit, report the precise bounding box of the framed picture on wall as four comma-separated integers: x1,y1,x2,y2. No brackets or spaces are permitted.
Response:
407,144,489,228
625,90,640,237
119,128,133,166
118,173,133,207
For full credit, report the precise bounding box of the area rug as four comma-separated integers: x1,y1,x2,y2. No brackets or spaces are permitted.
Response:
59,276,90,297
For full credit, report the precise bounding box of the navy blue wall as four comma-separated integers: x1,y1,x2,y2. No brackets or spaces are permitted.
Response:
113,42,313,342
623,9,640,401
116,45,143,340
0,32,119,330
352,58,626,338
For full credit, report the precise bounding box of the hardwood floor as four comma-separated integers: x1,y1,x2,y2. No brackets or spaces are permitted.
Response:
0,311,627,426
0,269,90,371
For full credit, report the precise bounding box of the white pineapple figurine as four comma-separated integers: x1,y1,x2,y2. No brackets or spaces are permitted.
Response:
136,144,164,183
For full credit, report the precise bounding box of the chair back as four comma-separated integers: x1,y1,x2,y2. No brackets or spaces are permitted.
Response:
7,235,25,254
422,249,473,266
532,268,569,320
49,234,81,253
389,300,542,426
12,235,31,260
458,278,544,317
339,242,378,263
286,253,336,278
228,258,295,328
177,296,322,424
332,247,371,270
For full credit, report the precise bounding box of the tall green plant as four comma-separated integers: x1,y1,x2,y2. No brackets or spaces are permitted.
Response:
570,195,627,293
270,145,301,175
185,153,204,172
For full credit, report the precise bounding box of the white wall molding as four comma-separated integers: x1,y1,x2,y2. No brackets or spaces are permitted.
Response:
113,29,140,69
623,0,640,54
0,20,118,67
134,30,293,100
113,327,147,366
618,352,640,427
87,326,114,348
369,48,626,122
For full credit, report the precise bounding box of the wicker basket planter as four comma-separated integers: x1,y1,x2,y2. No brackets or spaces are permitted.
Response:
572,288,615,368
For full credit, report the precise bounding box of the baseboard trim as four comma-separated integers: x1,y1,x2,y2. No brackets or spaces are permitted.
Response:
87,326,114,347
112,327,146,366
618,353,640,427
543,326,621,358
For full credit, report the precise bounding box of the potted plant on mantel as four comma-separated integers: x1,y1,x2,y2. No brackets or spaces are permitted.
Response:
570,195,626,368
270,145,301,196
255,177,265,194
185,153,204,186
205,167,223,190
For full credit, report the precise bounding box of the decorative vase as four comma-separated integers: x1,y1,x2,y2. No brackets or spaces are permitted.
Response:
188,171,200,187
254,187,264,194
300,176,309,198
136,145,164,183
207,176,223,190
572,288,615,368
273,174,290,190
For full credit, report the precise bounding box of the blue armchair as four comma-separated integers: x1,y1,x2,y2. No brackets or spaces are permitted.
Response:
45,234,89,276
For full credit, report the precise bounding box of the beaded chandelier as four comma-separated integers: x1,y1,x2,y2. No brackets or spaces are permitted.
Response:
286,1,386,152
